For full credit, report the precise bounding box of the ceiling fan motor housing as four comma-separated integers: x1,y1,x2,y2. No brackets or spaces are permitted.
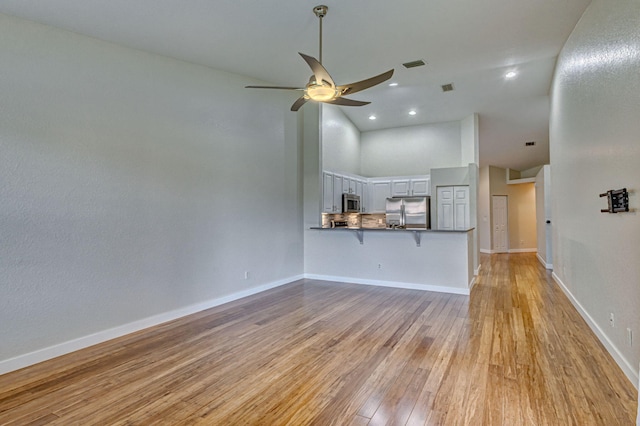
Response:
313,5,328,18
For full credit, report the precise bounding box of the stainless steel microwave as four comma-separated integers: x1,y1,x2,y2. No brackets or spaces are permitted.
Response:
342,193,361,213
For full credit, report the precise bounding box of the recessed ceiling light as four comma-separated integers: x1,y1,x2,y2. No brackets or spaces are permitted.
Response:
409,110,417,116
505,71,517,79
369,115,376,120
389,82,398,87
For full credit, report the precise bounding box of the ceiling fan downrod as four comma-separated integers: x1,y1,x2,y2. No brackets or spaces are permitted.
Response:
313,5,328,64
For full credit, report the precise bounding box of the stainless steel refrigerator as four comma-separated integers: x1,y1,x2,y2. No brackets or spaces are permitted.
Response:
385,196,431,229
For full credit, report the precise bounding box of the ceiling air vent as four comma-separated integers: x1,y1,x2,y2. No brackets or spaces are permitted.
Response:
525,141,536,147
441,83,455,92
402,59,426,69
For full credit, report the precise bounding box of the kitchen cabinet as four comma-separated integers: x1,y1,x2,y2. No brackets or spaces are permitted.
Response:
322,171,347,213
333,174,344,212
391,177,430,197
322,171,430,214
391,179,410,196
322,172,335,213
410,177,430,196
437,186,470,230
370,180,392,213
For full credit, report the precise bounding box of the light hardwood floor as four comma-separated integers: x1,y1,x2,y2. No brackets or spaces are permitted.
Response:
0,254,637,425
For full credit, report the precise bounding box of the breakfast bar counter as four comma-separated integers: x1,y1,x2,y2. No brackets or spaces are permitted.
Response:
304,227,476,295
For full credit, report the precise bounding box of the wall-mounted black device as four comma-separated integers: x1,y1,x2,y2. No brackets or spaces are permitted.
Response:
599,188,629,213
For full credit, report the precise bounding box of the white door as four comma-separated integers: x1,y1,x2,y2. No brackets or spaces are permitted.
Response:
492,195,508,253
453,186,470,230
437,186,455,230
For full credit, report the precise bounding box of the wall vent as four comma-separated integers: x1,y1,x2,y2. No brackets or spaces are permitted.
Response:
441,83,455,92
525,141,536,146
402,59,426,69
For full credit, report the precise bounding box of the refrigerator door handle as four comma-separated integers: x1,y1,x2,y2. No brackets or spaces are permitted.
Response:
401,204,405,227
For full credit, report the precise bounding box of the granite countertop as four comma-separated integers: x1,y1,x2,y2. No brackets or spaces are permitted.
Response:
311,227,475,233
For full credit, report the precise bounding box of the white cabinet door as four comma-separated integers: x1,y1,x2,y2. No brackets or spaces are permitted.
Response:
341,176,350,194
361,181,369,213
322,172,334,213
453,186,470,230
333,174,344,213
371,180,391,213
355,180,363,198
391,179,410,196
437,187,455,230
437,185,470,230
410,178,430,196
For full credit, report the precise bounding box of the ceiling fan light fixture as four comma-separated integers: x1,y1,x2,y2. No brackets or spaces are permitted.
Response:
305,82,339,101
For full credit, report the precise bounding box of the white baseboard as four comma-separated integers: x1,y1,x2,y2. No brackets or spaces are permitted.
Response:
508,248,537,253
536,253,553,270
468,276,477,291
474,264,482,276
0,274,304,376
480,249,494,254
304,274,471,296
552,272,639,389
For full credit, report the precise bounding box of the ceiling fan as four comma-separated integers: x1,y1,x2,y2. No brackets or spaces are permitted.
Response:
245,5,394,111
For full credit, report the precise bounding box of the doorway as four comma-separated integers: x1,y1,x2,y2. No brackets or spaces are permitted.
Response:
492,195,508,253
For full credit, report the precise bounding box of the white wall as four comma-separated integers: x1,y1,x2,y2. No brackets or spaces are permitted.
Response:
461,113,479,166
360,121,461,177
550,0,639,384
321,105,361,175
0,14,303,368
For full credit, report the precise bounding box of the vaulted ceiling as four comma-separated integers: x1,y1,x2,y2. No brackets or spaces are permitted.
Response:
0,0,592,170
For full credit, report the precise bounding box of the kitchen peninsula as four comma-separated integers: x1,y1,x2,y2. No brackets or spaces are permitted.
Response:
306,224,475,295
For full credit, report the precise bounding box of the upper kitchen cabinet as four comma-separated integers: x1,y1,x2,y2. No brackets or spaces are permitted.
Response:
391,179,410,196
370,179,392,213
409,177,430,196
391,176,431,197
322,172,335,213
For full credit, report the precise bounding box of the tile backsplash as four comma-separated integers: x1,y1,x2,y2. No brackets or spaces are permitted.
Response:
321,213,386,229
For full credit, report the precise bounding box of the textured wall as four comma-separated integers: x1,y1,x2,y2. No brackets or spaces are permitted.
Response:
360,121,461,177
550,0,640,381
321,105,361,175
0,14,303,363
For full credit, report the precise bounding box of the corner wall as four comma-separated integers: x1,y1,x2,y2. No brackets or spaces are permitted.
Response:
550,0,639,384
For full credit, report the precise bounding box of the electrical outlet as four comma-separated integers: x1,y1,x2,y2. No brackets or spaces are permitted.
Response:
244,271,249,280
627,328,633,346
609,313,615,327
377,263,382,269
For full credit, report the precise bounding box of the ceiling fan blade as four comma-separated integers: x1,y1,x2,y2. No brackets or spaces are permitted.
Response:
299,53,335,86
325,97,370,107
291,96,309,111
245,85,304,90
337,69,394,96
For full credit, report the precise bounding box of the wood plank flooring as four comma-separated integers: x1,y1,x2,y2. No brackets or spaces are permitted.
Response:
0,253,637,425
